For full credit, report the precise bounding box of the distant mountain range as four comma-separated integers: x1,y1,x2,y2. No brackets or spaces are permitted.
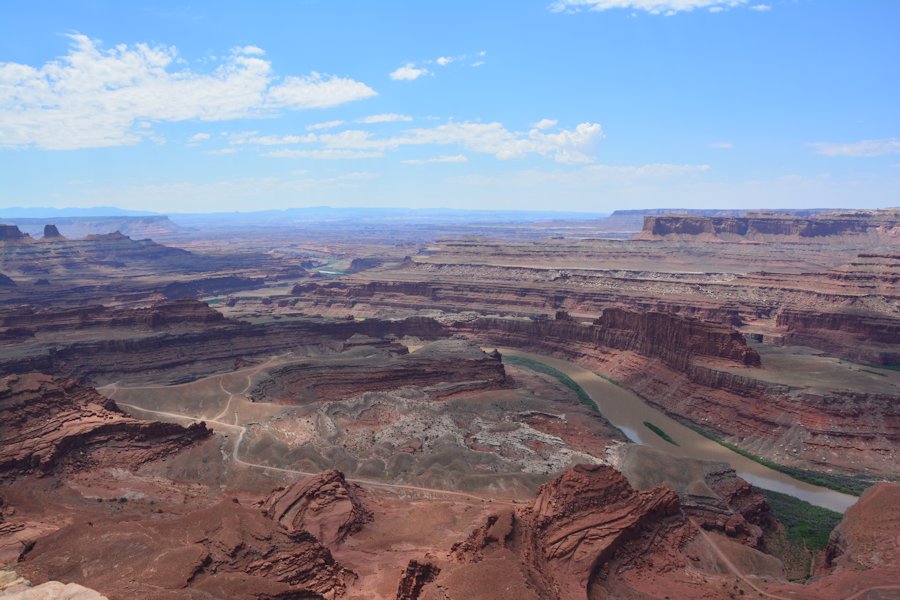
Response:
0,206,158,218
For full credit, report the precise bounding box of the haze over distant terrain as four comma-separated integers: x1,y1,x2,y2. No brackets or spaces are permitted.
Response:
1,1,898,213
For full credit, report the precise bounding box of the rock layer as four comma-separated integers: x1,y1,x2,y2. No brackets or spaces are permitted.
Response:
264,469,372,546
0,373,211,479
250,338,508,404
17,499,350,599
447,464,694,600
636,209,900,242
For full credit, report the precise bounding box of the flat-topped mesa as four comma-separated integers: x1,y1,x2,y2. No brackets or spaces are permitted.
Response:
249,338,508,404
263,469,372,546
0,373,211,479
42,224,64,239
635,209,900,242
0,225,26,241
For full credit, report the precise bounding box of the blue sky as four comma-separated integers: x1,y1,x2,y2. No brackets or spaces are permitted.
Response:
0,0,897,213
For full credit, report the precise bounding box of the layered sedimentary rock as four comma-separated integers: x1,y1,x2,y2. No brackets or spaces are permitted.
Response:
0,229,303,308
0,315,448,383
455,314,897,476
457,308,760,371
445,464,693,599
0,299,226,339
249,339,507,404
636,209,900,242
264,469,372,546
618,445,771,547
17,499,351,599
0,373,210,478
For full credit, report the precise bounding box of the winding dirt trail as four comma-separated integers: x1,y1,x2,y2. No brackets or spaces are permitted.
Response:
109,388,515,507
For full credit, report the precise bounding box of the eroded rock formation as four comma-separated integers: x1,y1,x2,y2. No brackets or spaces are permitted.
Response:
250,338,507,404
395,560,441,600
0,373,211,478
17,499,351,599
445,464,694,599
264,469,372,546
41,225,63,240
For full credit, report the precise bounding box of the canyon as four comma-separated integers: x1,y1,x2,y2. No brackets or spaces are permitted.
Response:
0,208,896,599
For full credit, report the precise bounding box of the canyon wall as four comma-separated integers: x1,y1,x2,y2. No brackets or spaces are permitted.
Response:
456,308,760,371
636,209,900,242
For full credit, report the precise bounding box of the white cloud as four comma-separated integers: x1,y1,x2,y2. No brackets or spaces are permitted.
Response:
400,121,603,163
436,56,454,66
356,113,413,124
307,119,345,131
533,118,559,130
583,162,711,178
188,133,211,143
389,63,430,80
240,134,317,145
234,45,265,56
709,141,733,149
550,1,753,15
266,72,376,110
265,149,384,159
236,119,603,164
471,61,485,67
810,138,900,157
402,154,468,164
749,4,771,10
207,147,237,155
0,34,376,150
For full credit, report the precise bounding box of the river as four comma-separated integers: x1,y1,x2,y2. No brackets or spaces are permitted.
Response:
498,348,858,513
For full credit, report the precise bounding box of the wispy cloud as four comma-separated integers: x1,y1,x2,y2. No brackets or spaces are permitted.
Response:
402,154,468,164
241,120,604,163
533,118,559,130
188,133,212,143
207,147,237,155
307,120,345,131
356,113,413,124
389,51,486,81
389,63,430,81
0,34,376,150
709,141,733,149
810,138,900,157
550,1,759,16
265,149,384,160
